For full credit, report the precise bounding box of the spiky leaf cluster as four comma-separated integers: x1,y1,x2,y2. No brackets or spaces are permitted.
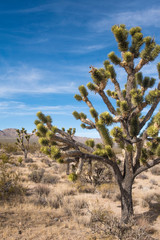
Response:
140,148,148,164
90,108,98,119
123,51,133,63
111,25,129,51
90,67,110,89
74,94,82,101
93,145,114,159
99,112,113,126
135,72,156,89
145,89,160,104
78,85,88,98
129,27,143,58
87,82,97,91
96,122,113,146
130,89,143,106
120,101,130,115
85,139,95,148
157,63,160,79
106,90,118,99
37,111,48,123
140,37,160,62
110,126,123,137
147,125,159,137
108,51,121,65
67,128,76,136
130,115,140,137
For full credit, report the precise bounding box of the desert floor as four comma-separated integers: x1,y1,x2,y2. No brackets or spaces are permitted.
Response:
0,148,160,240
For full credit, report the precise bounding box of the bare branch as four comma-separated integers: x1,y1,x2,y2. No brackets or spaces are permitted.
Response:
134,59,148,73
134,158,160,178
98,90,117,115
139,97,160,130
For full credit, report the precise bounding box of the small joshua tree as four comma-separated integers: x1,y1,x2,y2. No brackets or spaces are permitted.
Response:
35,24,160,223
16,128,35,160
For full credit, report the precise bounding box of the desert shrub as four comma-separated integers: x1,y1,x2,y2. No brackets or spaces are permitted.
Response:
34,195,48,207
68,173,78,182
80,162,113,186
41,158,52,167
28,163,39,170
17,156,23,165
25,158,34,163
98,183,119,199
0,157,25,200
136,173,148,179
42,173,59,184
28,168,45,183
149,179,158,185
72,198,89,215
90,207,152,240
35,184,50,197
75,182,95,193
3,143,18,154
150,166,160,175
0,153,9,163
143,193,160,207
29,143,40,153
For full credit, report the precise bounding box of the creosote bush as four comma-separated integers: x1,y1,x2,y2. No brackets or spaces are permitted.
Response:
0,155,25,200
28,168,45,183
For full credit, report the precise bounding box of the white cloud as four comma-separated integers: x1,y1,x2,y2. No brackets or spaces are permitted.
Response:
0,64,86,97
92,7,160,32
0,101,87,117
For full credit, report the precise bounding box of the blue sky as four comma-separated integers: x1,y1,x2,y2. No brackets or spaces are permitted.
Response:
0,0,160,137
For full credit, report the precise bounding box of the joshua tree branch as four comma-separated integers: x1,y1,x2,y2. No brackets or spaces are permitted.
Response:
134,59,148,73
134,158,160,178
139,97,160,130
98,90,117,115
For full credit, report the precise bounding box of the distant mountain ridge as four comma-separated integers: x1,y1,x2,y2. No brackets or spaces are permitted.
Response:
0,128,101,144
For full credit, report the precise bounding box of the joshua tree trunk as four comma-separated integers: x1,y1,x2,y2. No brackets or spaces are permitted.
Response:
24,149,28,160
120,179,134,223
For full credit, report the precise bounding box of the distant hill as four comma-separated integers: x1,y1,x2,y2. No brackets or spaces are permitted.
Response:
0,128,38,143
0,128,102,144
0,128,118,147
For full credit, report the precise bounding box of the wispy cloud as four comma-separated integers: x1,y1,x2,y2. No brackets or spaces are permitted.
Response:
0,101,87,117
0,63,88,97
91,7,160,32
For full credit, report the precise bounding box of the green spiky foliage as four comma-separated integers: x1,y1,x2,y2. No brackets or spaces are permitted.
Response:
111,24,129,51
129,27,143,58
108,51,121,65
85,139,95,148
90,108,98,119
135,72,156,90
93,145,114,159
145,89,160,104
78,85,88,97
157,63,160,79
120,101,129,116
130,115,140,137
123,51,133,63
16,127,35,160
99,112,113,125
87,82,97,91
130,89,143,106
74,94,82,101
96,122,113,146
35,25,160,224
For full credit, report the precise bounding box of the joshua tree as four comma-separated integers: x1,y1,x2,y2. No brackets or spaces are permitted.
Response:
16,128,35,160
35,24,160,223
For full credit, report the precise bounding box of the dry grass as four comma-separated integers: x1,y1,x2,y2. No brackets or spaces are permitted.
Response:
0,148,160,240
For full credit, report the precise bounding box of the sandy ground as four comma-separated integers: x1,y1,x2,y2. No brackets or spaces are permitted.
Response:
0,151,160,240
